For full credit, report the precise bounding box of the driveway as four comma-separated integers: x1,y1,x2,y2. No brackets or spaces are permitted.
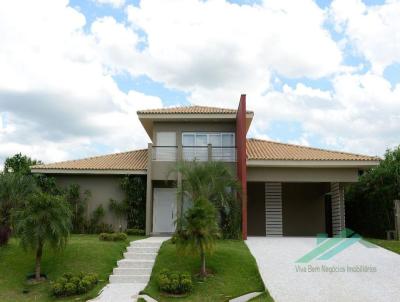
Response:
246,237,400,302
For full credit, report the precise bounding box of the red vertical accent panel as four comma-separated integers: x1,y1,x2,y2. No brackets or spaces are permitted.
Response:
236,94,247,240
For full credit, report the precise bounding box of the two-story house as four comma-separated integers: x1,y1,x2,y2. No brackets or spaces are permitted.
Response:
31,95,379,239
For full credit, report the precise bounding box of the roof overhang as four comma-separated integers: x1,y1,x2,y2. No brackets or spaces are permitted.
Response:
138,112,254,139
31,168,147,175
246,159,380,168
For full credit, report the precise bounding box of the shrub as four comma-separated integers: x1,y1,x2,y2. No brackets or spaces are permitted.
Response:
157,269,193,295
64,283,76,296
126,228,145,236
84,205,113,234
0,226,11,246
51,272,98,297
52,283,64,296
99,232,127,241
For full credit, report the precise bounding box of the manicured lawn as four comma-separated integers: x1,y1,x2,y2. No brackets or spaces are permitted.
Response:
368,238,400,255
0,234,144,302
142,240,267,302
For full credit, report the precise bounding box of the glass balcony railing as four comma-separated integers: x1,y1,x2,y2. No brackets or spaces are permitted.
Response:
152,146,178,161
152,145,236,162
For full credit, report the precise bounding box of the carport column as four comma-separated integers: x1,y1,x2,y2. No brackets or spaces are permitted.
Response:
145,143,153,236
265,182,283,236
330,182,345,236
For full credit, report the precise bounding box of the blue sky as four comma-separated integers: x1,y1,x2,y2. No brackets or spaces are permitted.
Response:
0,0,399,166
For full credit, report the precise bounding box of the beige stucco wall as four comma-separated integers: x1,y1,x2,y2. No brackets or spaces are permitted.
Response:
152,121,236,145
247,167,359,182
54,174,127,230
282,183,329,236
151,121,237,180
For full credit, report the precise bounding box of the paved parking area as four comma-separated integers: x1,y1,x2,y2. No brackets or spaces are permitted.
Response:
246,237,400,302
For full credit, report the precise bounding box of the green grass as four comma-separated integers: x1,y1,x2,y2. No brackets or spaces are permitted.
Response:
248,292,274,302
0,234,144,302
368,238,400,254
142,240,267,302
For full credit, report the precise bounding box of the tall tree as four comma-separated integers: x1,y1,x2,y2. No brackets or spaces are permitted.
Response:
172,161,241,238
12,192,72,280
4,153,41,175
0,173,37,245
346,146,400,238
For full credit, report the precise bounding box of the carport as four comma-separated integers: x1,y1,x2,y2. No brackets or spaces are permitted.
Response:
246,165,356,237
247,181,342,237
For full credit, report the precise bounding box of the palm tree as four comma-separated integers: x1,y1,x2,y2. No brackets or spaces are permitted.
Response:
0,173,37,245
13,192,72,280
171,161,241,238
175,197,219,277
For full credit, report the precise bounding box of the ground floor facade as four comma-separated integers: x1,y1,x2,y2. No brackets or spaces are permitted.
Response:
48,168,348,238
146,180,346,238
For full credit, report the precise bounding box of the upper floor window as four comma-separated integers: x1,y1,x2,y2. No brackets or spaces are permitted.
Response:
182,132,236,162
182,132,235,147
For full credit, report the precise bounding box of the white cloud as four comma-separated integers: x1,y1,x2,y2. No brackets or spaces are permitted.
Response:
0,0,162,167
254,73,400,156
330,0,400,74
94,0,125,8
91,16,141,74
0,0,397,167
124,0,342,93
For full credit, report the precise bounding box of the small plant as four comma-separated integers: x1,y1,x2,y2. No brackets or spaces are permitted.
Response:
99,232,127,241
51,272,98,297
85,205,113,234
175,197,219,277
126,228,145,236
157,269,192,295
65,184,91,234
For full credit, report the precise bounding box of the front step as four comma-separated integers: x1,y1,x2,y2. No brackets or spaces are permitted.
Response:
109,274,150,284
117,259,154,268
130,241,161,248
127,246,158,253
113,268,152,275
123,252,157,260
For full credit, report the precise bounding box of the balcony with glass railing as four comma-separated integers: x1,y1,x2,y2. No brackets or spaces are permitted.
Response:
152,145,236,162
152,146,178,161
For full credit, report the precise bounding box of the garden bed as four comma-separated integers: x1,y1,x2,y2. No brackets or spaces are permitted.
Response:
0,234,144,302
142,240,268,302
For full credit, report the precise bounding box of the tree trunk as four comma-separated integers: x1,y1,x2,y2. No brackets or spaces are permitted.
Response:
35,243,43,280
200,246,206,277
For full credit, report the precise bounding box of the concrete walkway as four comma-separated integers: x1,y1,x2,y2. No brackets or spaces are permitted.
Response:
246,237,400,302
88,237,169,302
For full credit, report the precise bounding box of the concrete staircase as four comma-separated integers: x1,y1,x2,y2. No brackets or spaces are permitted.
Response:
89,237,168,302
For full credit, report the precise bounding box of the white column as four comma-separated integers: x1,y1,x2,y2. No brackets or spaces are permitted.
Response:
331,182,346,236
265,182,283,236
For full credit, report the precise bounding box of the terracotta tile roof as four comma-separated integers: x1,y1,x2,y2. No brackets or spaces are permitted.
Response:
31,149,148,171
246,138,379,161
137,105,253,115
32,139,379,173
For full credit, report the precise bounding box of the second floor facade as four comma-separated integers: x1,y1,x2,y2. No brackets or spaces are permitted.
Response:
137,105,254,180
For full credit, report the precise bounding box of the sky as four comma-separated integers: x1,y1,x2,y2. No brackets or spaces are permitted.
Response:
0,0,399,167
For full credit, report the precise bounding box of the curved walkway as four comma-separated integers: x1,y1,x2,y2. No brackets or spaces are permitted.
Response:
246,237,400,302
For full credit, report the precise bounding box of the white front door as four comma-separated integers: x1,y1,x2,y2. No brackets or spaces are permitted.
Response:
153,188,177,233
